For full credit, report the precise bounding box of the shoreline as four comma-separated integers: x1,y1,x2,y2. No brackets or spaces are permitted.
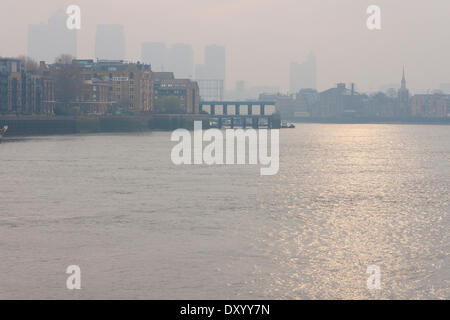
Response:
0,114,210,137
290,118,450,125
0,115,448,138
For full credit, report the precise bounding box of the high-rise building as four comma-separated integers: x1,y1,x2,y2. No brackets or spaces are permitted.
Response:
141,42,167,72
290,52,316,93
95,25,126,60
195,64,207,80
195,45,226,100
28,10,77,63
168,44,194,79
204,45,226,81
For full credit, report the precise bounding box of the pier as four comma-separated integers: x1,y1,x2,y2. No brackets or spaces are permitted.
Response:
200,100,280,129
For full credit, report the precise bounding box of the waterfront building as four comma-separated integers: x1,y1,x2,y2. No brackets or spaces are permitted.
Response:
0,58,55,114
365,92,397,118
259,89,318,120
71,59,153,114
295,89,319,118
259,93,295,120
37,62,56,114
154,72,200,114
0,59,24,113
318,83,364,118
410,94,449,119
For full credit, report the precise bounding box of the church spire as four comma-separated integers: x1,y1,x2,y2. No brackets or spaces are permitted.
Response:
401,66,406,90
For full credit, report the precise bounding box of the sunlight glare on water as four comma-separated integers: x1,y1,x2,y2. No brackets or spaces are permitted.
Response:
0,124,449,299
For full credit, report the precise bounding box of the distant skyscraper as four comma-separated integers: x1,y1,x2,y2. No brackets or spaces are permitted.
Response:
195,45,226,100
204,45,226,81
195,64,207,79
290,52,316,93
28,10,77,63
95,25,126,60
168,43,194,79
141,42,167,72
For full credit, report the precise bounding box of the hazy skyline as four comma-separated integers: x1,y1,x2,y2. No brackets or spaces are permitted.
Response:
1,0,449,92
28,9,77,63
95,24,126,60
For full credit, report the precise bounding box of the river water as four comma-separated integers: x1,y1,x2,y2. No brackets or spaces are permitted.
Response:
0,124,449,299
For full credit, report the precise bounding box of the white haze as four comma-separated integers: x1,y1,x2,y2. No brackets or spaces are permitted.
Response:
0,0,449,92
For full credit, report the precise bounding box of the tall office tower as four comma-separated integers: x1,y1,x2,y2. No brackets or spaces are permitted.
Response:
195,45,226,100
168,43,194,79
195,64,207,79
141,42,167,72
204,45,226,81
28,10,77,63
289,52,317,93
95,25,126,60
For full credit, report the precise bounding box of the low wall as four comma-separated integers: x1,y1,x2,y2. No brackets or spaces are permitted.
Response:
0,114,211,136
148,114,210,130
0,117,77,136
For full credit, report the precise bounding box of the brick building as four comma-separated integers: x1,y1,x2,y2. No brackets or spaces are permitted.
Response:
71,59,154,114
154,72,200,114
0,58,55,114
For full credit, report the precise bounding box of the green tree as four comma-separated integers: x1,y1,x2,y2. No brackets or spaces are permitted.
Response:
154,96,185,114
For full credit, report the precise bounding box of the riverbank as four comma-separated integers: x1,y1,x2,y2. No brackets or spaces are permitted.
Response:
1,115,448,137
0,114,210,137
291,117,450,125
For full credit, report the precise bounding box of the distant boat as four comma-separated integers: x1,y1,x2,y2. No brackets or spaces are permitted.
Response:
0,125,8,142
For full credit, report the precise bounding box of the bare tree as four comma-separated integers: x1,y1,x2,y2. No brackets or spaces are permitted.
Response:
54,54,75,65
17,55,39,73
52,54,83,114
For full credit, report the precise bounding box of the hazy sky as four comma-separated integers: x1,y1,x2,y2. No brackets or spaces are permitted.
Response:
1,0,449,92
